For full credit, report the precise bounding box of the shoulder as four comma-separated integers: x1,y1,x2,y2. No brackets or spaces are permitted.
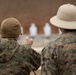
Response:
41,40,57,55
41,34,65,53
19,44,32,52
19,44,39,55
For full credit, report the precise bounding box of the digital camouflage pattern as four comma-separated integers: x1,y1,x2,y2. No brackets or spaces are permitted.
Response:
41,32,76,75
0,38,41,75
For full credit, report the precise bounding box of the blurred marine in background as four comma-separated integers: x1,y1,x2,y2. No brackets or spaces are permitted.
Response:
0,18,41,75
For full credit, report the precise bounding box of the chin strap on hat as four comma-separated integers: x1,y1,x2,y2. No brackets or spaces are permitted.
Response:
33,71,36,75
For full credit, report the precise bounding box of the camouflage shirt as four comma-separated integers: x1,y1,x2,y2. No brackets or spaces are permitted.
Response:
41,32,76,75
0,38,41,75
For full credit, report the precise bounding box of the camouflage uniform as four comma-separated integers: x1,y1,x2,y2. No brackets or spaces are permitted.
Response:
0,38,41,75
41,32,76,75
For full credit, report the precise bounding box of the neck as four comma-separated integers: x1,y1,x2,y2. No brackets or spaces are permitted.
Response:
60,28,76,33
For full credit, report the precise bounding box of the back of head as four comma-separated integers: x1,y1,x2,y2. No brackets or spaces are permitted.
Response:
1,18,21,38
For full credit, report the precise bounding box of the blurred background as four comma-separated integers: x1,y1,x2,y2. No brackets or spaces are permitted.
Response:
0,0,76,75
0,0,76,34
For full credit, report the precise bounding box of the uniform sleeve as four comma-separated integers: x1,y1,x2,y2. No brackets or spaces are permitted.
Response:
41,43,58,75
20,44,41,71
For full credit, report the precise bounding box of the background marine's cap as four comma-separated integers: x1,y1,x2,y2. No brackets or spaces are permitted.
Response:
1,17,21,38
